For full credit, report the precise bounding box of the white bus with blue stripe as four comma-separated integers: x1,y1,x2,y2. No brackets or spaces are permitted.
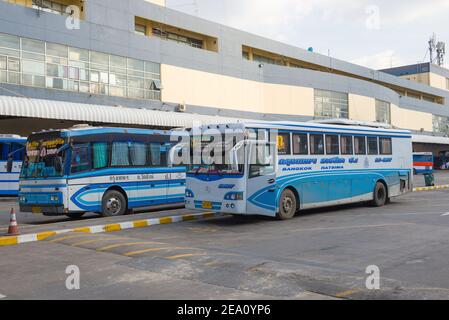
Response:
19,126,185,219
185,121,413,220
0,135,26,196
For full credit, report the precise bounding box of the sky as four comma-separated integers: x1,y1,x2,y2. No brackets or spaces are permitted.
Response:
165,0,449,70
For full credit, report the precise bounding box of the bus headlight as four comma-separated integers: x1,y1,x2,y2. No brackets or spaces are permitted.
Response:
224,192,244,201
50,195,59,202
185,189,194,198
19,196,26,203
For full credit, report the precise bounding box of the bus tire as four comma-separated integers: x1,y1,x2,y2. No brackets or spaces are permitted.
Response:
371,182,387,207
101,190,127,217
65,212,85,220
277,189,297,220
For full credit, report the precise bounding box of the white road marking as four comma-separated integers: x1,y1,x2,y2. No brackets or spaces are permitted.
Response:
441,212,449,216
0,294,6,299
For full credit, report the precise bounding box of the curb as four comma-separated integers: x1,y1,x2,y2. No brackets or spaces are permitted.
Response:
413,184,449,192
0,211,220,247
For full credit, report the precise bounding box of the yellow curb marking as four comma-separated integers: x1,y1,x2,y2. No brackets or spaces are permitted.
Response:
133,220,149,228
104,224,121,232
335,289,360,298
0,236,18,246
97,241,165,252
37,231,57,241
160,217,173,224
166,253,206,260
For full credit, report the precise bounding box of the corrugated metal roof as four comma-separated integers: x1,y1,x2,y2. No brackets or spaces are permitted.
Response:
413,134,449,145
0,96,240,128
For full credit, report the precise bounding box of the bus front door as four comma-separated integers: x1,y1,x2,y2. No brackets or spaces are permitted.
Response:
245,142,277,217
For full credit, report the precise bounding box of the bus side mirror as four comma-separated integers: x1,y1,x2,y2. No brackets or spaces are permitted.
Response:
6,156,13,173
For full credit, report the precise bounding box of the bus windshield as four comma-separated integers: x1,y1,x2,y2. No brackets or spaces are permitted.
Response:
188,135,244,175
20,137,66,179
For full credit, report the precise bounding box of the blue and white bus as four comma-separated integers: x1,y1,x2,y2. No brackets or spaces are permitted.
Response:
18,126,185,218
185,120,413,220
0,135,26,196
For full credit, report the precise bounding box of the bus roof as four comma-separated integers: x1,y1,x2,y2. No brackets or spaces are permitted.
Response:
0,134,27,142
30,125,172,139
198,120,411,137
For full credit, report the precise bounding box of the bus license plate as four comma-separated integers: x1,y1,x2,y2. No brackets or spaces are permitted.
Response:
202,201,213,209
32,206,42,214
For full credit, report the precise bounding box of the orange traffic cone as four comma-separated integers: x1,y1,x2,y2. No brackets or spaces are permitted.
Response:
7,208,19,236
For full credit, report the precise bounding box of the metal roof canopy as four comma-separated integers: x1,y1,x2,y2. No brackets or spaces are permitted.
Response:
413,134,449,145
0,96,240,128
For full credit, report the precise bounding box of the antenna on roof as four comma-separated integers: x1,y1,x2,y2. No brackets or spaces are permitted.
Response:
428,33,446,66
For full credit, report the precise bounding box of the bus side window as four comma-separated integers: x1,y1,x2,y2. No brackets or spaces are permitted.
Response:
0,143,10,161
148,143,166,167
92,142,109,169
354,136,367,155
325,135,339,155
71,144,91,173
292,133,308,155
129,142,147,166
11,143,25,161
341,136,353,155
111,142,130,167
277,133,291,155
310,134,325,155
368,137,379,155
379,138,392,155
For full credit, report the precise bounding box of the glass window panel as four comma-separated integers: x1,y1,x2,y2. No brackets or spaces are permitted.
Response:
90,51,109,65
0,33,20,50
127,69,144,77
110,86,126,97
90,83,108,95
379,138,392,155
69,47,89,62
340,136,353,155
149,143,162,166
22,51,45,61
277,133,291,155
111,142,130,166
354,136,366,155
46,64,67,78
69,60,89,68
314,89,349,119
90,63,109,72
22,38,45,54
79,68,89,81
22,74,45,87
0,70,6,83
69,67,79,79
0,56,6,70
110,73,126,86
67,80,79,91
127,88,144,99
7,71,20,84
110,66,126,74
368,137,379,155
79,81,89,93
46,43,68,58
22,60,45,75
90,70,99,82
145,61,160,74
130,143,147,166
325,135,340,155
110,55,127,67
100,72,108,84
0,48,19,57
93,142,109,169
7,57,20,71
46,77,67,90
71,145,91,173
128,76,144,88
310,134,325,155
127,58,144,71
292,133,308,155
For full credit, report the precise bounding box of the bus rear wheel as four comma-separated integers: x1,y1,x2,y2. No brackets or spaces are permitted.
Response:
371,182,387,207
277,189,297,220
101,190,127,217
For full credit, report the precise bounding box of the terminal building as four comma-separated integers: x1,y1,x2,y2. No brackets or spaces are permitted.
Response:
0,0,449,159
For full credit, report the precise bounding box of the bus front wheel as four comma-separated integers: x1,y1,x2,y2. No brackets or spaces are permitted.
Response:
101,190,127,217
371,182,387,207
277,189,297,220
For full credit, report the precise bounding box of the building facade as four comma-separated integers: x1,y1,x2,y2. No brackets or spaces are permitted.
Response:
0,0,449,147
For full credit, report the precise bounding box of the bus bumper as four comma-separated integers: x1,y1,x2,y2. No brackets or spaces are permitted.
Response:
20,204,65,216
